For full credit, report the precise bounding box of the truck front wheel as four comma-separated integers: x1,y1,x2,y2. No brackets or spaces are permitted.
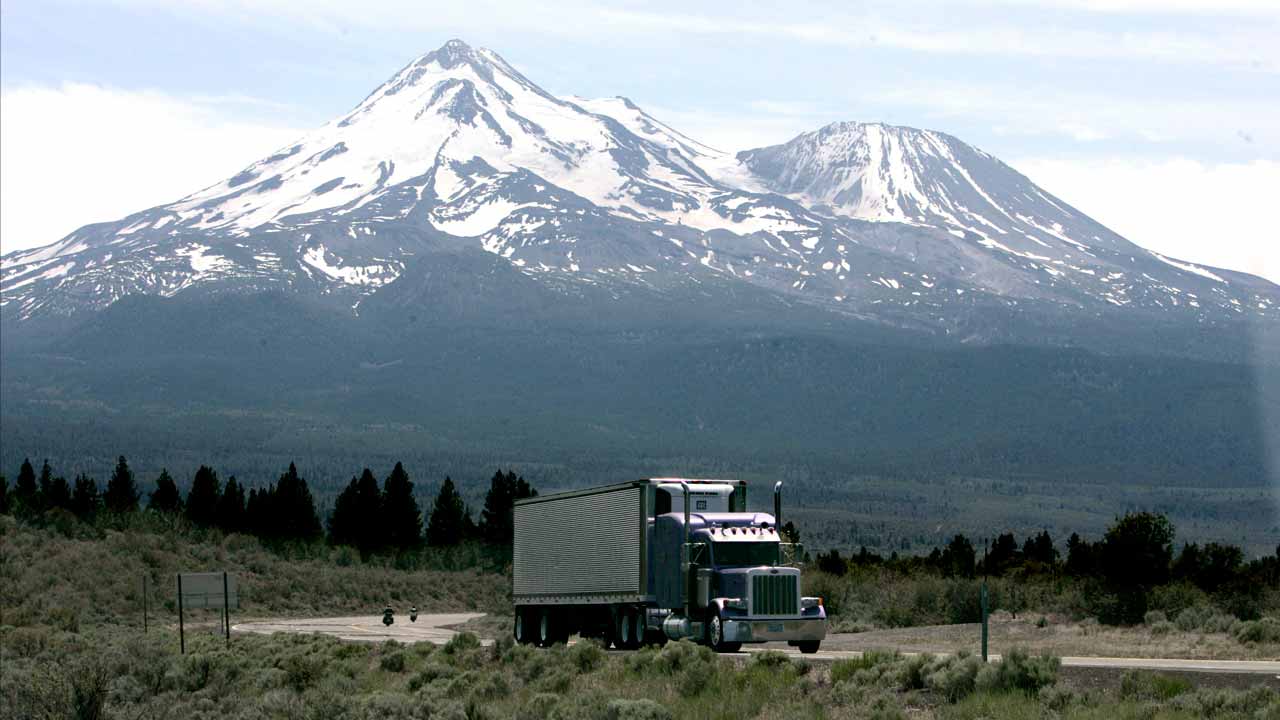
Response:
796,641,820,654
707,613,741,653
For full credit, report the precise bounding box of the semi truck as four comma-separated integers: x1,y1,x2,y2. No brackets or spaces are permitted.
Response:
511,478,826,652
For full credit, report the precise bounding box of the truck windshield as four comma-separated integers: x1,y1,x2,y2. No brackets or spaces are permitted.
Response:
712,541,780,567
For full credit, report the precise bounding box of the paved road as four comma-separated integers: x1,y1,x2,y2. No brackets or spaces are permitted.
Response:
234,613,1278,676
233,613,490,645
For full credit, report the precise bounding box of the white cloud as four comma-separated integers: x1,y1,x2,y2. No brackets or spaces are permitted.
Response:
1015,156,1280,283
0,83,302,254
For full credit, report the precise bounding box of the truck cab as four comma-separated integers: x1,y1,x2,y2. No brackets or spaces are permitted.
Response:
649,481,826,652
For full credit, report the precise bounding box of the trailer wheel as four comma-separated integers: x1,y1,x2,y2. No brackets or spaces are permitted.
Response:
615,609,633,649
537,608,556,647
514,608,534,645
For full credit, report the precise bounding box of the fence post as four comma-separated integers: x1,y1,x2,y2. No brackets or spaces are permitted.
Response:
177,574,185,655
222,571,230,649
980,581,989,662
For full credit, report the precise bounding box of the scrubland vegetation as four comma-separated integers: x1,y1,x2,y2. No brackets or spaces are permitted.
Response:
3,457,1279,718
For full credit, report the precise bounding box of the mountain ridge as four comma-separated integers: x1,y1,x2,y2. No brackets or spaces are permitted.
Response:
2,39,1276,349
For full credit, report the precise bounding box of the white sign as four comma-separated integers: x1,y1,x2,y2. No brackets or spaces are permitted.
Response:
179,573,238,610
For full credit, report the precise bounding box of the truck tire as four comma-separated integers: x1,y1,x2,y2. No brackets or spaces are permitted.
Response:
537,608,556,647
796,641,820,654
615,608,637,650
514,608,534,645
706,613,741,653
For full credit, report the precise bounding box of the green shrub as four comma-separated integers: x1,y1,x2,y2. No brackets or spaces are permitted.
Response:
830,650,899,685
517,693,561,720
923,653,982,702
280,652,324,692
675,656,716,697
605,698,672,720
1119,670,1193,701
379,650,406,673
750,649,792,669
443,631,481,655
469,671,510,701
1233,617,1280,644
1142,610,1168,625
1149,583,1209,619
974,649,1059,694
1149,620,1175,636
567,639,605,673
897,654,931,691
535,668,574,694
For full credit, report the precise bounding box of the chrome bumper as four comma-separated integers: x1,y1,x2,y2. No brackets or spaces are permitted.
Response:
722,616,827,643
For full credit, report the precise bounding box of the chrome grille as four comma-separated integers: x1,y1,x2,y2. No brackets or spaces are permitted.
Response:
751,573,798,615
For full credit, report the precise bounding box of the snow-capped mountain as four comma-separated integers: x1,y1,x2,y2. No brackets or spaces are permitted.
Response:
2,39,1276,337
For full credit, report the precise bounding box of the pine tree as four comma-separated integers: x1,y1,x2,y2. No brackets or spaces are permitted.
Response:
382,462,422,551
479,470,537,545
185,465,221,526
37,460,54,513
103,456,139,513
328,477,361,547
46,475,72,511
245,487,269,538
13,459,37,515
216,476,247,532
426,477,467,546
70,475,100,520
149,469,182,513
353,468,383,553
274,463,321,541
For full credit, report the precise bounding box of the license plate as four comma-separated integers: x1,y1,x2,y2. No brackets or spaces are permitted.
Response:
767,623,784,633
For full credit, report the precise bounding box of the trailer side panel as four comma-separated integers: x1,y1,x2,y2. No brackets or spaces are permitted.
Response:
513,483,645,601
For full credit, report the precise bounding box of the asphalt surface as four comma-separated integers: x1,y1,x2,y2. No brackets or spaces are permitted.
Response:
234,613,1280,677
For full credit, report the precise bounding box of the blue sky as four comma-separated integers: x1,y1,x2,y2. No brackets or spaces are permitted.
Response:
2,0,1277,280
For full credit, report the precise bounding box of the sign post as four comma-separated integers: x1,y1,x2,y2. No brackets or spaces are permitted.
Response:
176,572,239,654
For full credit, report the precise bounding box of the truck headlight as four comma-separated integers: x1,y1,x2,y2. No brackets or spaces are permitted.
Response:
724,598,747,610
801,597,822,609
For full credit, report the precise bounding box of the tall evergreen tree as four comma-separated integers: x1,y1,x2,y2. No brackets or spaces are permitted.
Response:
216,476,247,532
37,460,54,513
149,469,182,513
185,465,221,526
0,475,8,515
328,477,361,548
103,456,139,513
70,475,100,520
245,487,270,537
45,475,72,511
353,468,383,553
426,477,467,547
13,459,37,514
274,463,322,541
382,462,422,550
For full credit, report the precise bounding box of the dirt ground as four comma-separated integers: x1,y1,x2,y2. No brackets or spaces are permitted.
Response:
822,611,1280,661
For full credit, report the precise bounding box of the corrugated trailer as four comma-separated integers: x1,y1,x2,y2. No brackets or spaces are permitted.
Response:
513,480,650,605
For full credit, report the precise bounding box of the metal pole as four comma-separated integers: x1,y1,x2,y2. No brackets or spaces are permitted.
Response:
177,574,185,655
980,581,989,662
143,575,148,633
222,572,230,649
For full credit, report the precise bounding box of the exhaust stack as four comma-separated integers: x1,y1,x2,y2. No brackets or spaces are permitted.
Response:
773,481,783,531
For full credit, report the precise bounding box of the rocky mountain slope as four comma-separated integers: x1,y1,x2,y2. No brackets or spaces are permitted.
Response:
1,40,1276,352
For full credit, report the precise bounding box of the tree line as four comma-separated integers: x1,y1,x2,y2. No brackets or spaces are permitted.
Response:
0,459,536,552
815,511,1280,625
